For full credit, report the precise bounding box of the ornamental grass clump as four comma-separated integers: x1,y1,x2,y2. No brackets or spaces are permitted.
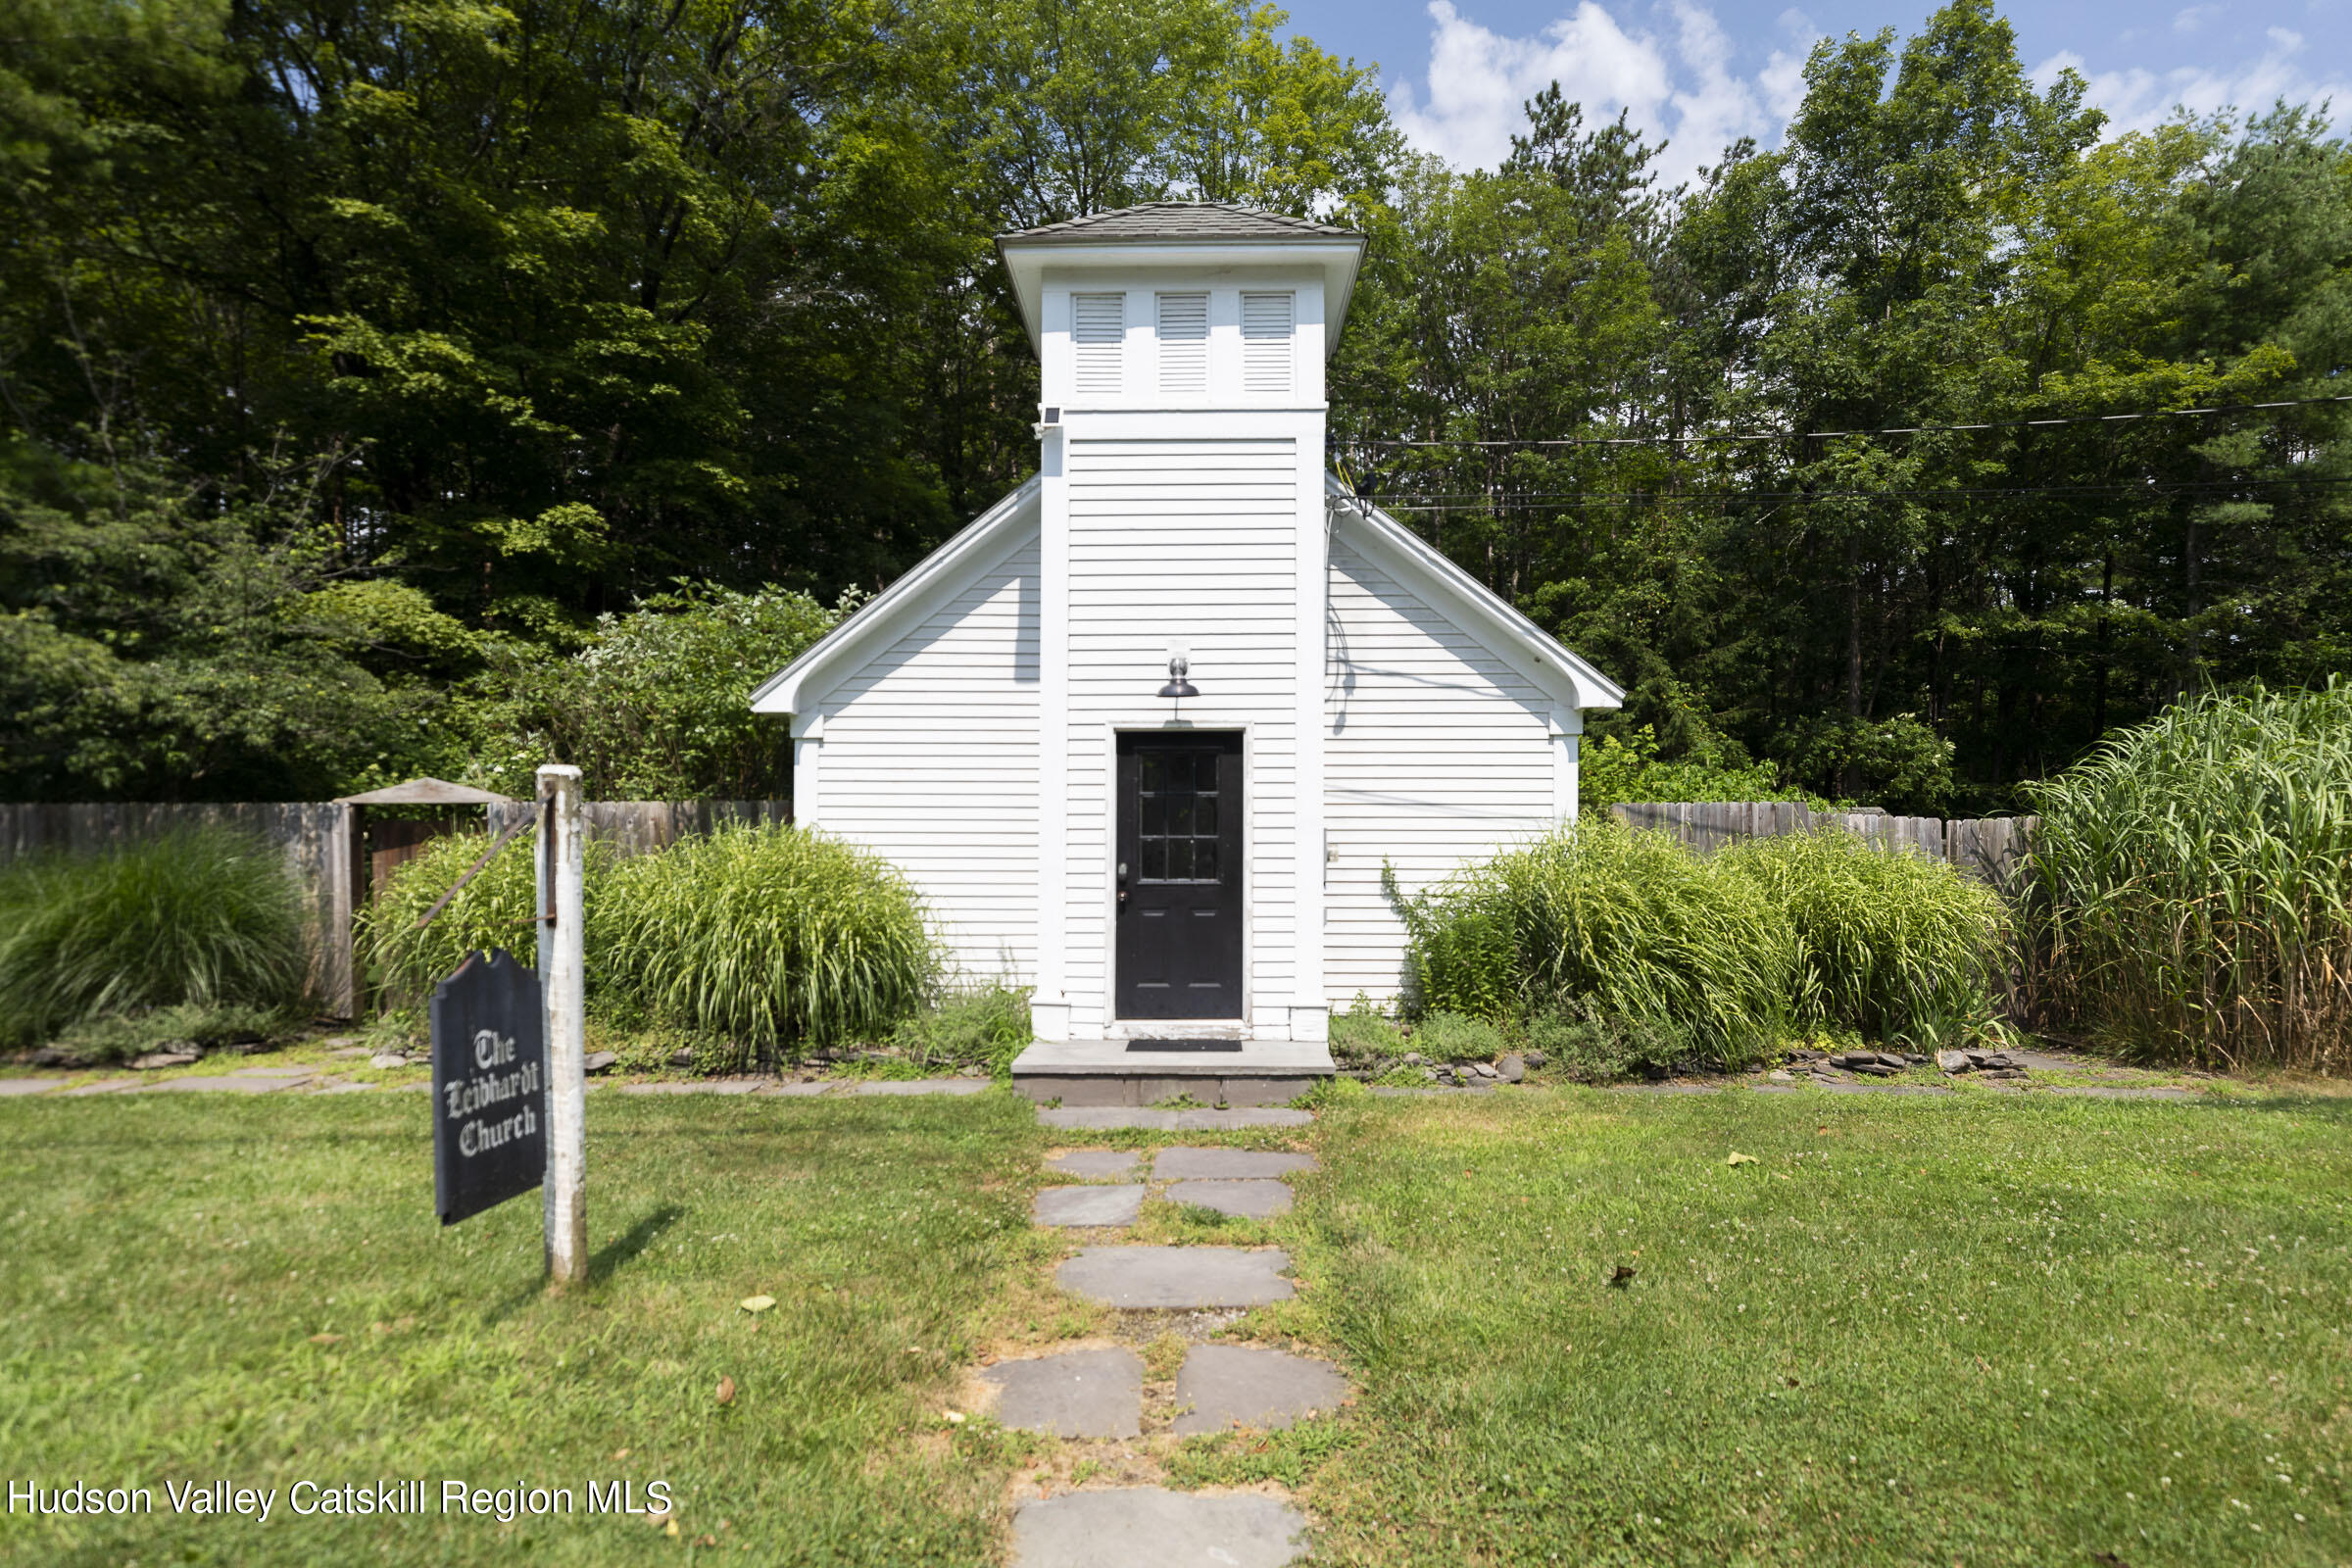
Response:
1391,816,1795,1069
357,828,614,1007
2025,681,2352,1070
0,828,309,1048
1720,828,2008,1047
600,823,934,1052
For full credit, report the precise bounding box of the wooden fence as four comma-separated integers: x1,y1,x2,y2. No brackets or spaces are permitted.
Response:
0,799,789,1018
484,798,791,855
1609,802,2038,887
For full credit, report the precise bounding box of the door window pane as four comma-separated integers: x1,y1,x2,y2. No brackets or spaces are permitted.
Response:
1134,745,1225,883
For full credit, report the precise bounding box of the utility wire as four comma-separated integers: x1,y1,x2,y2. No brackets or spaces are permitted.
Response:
1329,391,2352,453
1339,475,2352,513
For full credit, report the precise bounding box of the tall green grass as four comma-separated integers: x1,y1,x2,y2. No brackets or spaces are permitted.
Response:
1390,816,1796,1067
2026,681,2352,1070
0,829,309,1047
355,828,613,1006
1721,829,2008,1047
600,823,934,1051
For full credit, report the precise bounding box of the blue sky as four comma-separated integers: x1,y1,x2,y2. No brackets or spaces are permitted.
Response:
1273,0,2352,182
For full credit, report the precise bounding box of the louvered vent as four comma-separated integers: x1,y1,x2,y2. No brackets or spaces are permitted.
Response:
1073,293,1125,395
1156,293,1209,393
1241,291,1294,395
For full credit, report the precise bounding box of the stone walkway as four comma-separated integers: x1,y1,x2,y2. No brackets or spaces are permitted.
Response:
982,1102,1340,1567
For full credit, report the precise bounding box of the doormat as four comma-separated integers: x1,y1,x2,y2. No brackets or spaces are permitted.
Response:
1124,1039,1244,1054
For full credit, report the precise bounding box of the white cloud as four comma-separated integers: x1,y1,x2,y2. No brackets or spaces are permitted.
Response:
1384,1,1815,184
2034,27,2352,134
1386,1,2351,190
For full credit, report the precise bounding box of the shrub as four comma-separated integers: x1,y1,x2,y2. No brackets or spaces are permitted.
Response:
1578,723,1805,813
2025,681,2352,1070
601,823,934,1051
1524,1001,1697,1082
1328,994,1404,1067
357,828,613,1006
50,1001,302,1064
0,828,310,1047
1409,1010,1506,1063
1720,829,2007,1047
891,985,1032,1076
1389,817,1794,1069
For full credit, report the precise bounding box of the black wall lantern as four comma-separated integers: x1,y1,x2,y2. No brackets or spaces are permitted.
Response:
1157,655,1199,700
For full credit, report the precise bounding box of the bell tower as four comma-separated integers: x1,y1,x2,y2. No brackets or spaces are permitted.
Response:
997,204,1366,1047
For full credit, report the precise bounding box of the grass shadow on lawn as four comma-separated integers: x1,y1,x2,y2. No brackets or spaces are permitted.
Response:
1261,1087,2352,1568
0,1091,1046,1567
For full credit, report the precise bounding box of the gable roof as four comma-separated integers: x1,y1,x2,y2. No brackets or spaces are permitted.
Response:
748,471,1624,721
1326,475,1624,712
999,202,1363,246
749,477,1040,725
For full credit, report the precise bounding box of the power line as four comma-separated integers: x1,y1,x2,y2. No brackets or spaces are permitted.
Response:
1339,475,2352,513
1329,391,2352,454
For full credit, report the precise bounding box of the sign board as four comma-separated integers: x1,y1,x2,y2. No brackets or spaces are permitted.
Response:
429,949,548,1226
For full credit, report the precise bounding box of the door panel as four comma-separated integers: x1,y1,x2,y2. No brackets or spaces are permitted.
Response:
1116,733,1244,1019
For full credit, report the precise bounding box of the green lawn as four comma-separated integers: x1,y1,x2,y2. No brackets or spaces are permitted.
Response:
1259,1085,2352,1566
0,1091,1047,1565
7,1084,2351,1567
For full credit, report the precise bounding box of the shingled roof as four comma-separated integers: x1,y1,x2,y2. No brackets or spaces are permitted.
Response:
999,201,1363,246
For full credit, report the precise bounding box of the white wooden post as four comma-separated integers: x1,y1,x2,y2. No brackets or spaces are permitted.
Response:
536,764,587,1287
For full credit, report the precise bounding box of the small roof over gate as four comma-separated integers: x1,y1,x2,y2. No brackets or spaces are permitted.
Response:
333,777,515,807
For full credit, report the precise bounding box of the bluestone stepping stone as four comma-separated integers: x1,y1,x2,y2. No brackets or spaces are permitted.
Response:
1038,1106,1179,1131
230,1064,317,1077
1152,1148,1314,1180
1175,1107,1312,1130
760,1080,836,1097
1165,1179,1294,1218
143,1075,300,1093
1056,1246,1293,1308
853,1078,990,1096
1032,1185,1145,1227
1172,1344,1350,1434
979,1348,1143,1438
1012,1488,1307,1568
0,1079,65,1097
1048,1150,1142,1178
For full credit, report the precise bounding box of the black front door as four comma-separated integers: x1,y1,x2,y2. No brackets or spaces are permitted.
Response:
1116,732,1244,1019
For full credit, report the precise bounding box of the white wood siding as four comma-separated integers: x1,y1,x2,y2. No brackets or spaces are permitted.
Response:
1066,436,1298,1025
1323,524,1559,1004
819,536,1041,985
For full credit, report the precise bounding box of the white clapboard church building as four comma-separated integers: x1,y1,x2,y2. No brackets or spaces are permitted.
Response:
752,204,1622,1102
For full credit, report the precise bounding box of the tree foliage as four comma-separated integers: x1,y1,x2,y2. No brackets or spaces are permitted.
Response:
1,0,2347,808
